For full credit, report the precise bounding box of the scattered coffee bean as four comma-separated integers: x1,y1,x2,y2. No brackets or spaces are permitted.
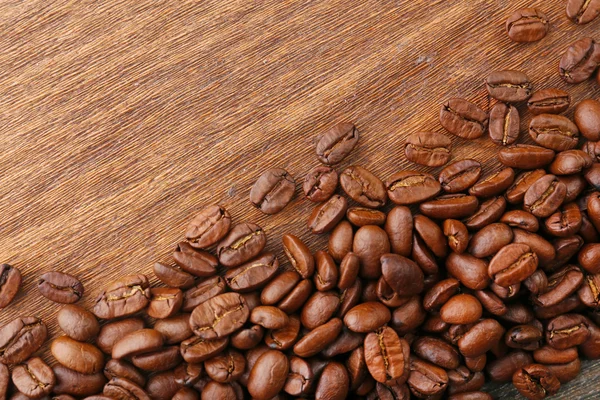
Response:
506,8,549,42
529,114,579,151
575,99,600,141
566,0,600,24
249,168,295,214
440,98,488,139
315,122,359,165
486,70,532,102
303,165,338,202
528,88,571,115
489,102,519,145
559,37,600,84
37,271,84,304
405,131,452,166
0,264,21,309
185,204,231,249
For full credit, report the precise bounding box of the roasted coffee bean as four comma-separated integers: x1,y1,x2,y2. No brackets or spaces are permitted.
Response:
505,8,549,42
491,281,521,300
381,253,424,297
51,336,104,374
0,363,7,399
154,262,196,289
505,324,543,350
104,359,146,387
387,171,441,205
423,278,460,311
249,168,295,214
183,276,226,312
449,392,493,400
567,0,600,24
438,159,481,194
37,271,83,304
282,234,314,279
103,376,151,400
385,206,413,257
173,387,200,400
293,318,343,357
468,223,513,257
364,326,409,384
413,336,460,370
217,223,266,268
458,319,505,358
523,270,549,295
412,234,439,275
585,162,600,189
284,356,315,396
353,225,390,279
173,362,203,387
578,272,600,307
546,235,583,272
446,252,490,290
0,316,46,364
57,304,99,342
422,314,450,334
225,252,279,292
173,242,218,277
486,70,532,102
204,349,245,383
501,303,536,325
53,364,107,397
308,194,348,234
376,277,407,308
0,264,21,309
489,103,519,145
301,291,339,329
321,327,363,357
185,205,231,249
506,169,547,205
260,271,300,305
313,250,338,291
190,292,249,339
546,314,591,349
550,150,594,176
344,302,391,333
464,196,506,230
530,114,579,151
559,37,600,83
338,252,360,290
487,351,533,382
582,140,600,162
93,274,151,319
443,219,469,254
112,329,164,359
231,324,264,350
404,132,452,165
278,279,313,314
131,345,182,372
575,99,600,141
347,207,386,227
180,336,228,363
475,289,508,316
315,122,359,165
488,243,538,287
512,229,556,268
524,174,567,217
440,99,488,140
303,166,338,202
527,89,571,115
499,144,555,169
579,320,600,359
414,215,447,258
419,194,479,219
544,203,582,237
314,362,349,400
407,357,449,397
147,287,183,319
465,354,487,373
580,212,600,242
250,306,289,330
534,294,581,320
329,220,353,262
561,175,588,203
12,357,55,398
346,347,367,391
265,315,300,350
512,364,560,400
447,367,485,395
97,318,145,354
340,166,387,208
248,351,289,397
440,294,482,325
145,371,181,400
578,243,600,273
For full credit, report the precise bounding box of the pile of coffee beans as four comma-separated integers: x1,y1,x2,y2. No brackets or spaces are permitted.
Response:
1,4,600,400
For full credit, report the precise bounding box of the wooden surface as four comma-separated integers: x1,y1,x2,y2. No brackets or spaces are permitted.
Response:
1,0,599,398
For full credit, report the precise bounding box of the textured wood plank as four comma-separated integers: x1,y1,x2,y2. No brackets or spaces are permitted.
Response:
0,0,599,397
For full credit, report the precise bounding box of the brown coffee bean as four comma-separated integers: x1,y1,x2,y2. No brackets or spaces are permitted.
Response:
380,253,424,296
314,362,349,400
440,294,482,325
544,202,582,237
579,243,600,274
560,175,587,204
353,225,390,279
313,250,338,291
315,122,359,165
249,168,295,214
0,264,21,309
217,223,266,268
336,252,359,290
386,172,441,207
499,211,538,233
131,346,182,372
321,327,364,358
174,363,203,387
104,376,151,400
512,229,556,269
529,114,579,151
559,37,600,83
501,303,536,325
464,196,506,230
580,212,600,242
506,8,549,42
422,278,460,312
173,242,218,277
303,166,338,202
190,292,249,339
404,132,452,165
567,0,600,24
53,364,107,397
446,252,490,290
225,252,279,292
443,219,469,254
37,271,83,304
185,205,231,249
412,234,438,275
282,234,314,278
422,314,450,334
0,364,7,400
278,279,313,314
93,274,151,319
390,296,427,335
173,387,200,400
11,357,55,398
499,144,555,169
545,235,583,272
347,207,386,227
180,336,228,363
301,291,339,329
475,290,508,316
146,287,183,319
468,223,513,258
505,324,543,350
57,304,99,342
523,269,549,295
104,359,146,387
585,162,600,189
145,371,184,400
112,329,164,359
340,166,387,208
308,194,348,234
491,281,521,300
545,358,581,383
487,351,533,382
579,319,600,359
376,277,407,308
344,302,391,333
582,140,600,162
284,356,314,396
293,318,343,357
250,306,289,330
419,194,479,219
534,345,578,365
447,367,485,395
51,336,104,374
440,98,488,139
578,272,600,307
260,271,300,305
154,262,196,289
506,169,547,205
458,319,505,357
0,316,47,364
524,174,567,217
574,99,600,141
265,315,300,350
230,324,263,350
182,276,226,312
413,336,460,370
414,215,448,258
512,364,560,400
407,357,449,397
449,392,493,400
328,220,353,262
488,243,538,287
385,206,413,257
486,70,532,102
364,326,409,384
527,89,571,115
489,103,520,145
97,318,145,354
204,349,245,383
546,314,591,349
438,160,482,194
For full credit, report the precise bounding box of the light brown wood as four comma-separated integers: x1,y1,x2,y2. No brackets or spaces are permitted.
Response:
0,0,599,397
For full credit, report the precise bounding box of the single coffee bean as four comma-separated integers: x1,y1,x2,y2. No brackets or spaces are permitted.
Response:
380,253,424,296
407,357,449,397
346,207,386,227
386,171,441,206
489,103,519,145
579,320,600,359
527,89,571,115
549,150,594,176
131,345,182,372
404,132,452,165
391,296,427,335
293,318,343,357
182,276,226,312
147,287,183,319
303,166,338,202
499,144,555,169
578,273,600,307
315,362,349,400
534,265,583,307
57,304,99,341
301,291,339,329
505,8,549,42
231,324,264,350
447,367,485,395
439,159,481,193
340,165,387,208
97,318,145,354
534,293,581,320
104,359,146,387
154,262,196,289
0,316,46,364
468,223,513,258
534,345,578,365
529,114,579,151
53,364,107,397
512,364,560,400
440,98,488,139
547,314,591,349
580,212,600,242
458,319,505,358
346,347,367,391
112,329,164,359
546,235,584,272
446,252,490,290
328,220,353,262
185,205,231,249
524,174,567,217
545,358,581,383
12,357,55,398
217,223,266,268
422,314,449,334
250,306,289,330
488,243,538,287
585,162,600,189
278,279,313,314
260,271,300,305
51,336,104,374
464,196,506,230
440,294,482,325
93,274,151,319
487,351,533,382
567,0,600,24
443,219,469,254
173,387,200,400
284,356,315,396
384,206,413,257
104,376,151,400
265,315,300,350
419,194,479,219
491,281,521,300
173,362,203,387
505,324,543,350
204,349,245,383
344,302,391,333
469,167,515,198
315,122,359,165
486,70,532,102
307,194,348,233
559,37,600,83
523,269,549,295
414,215,447,258
413,336,460,370
249,168,295,214
560,175,588,203
321,327,363,357
173,242,218,277
475,289,508,316
512,229,556,268
574,99,600,141
145,370,184,400
501,303,536,325
0,264,21,309
190,292,249,339
423,278,460,312
312,250,338,291
364,326,409,384
353,225,390,279
180,336,228,363
338,252,360,290
544,203,582,237
225,252,279,292
582,140,600,162
376,276,406,308
37,271,84,304
282,234,315,278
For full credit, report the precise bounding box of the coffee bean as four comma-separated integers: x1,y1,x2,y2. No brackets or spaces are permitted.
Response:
423,278,460,312
190,292,249,339
419,194,479,219
346,207,386,227
12,357,55,398
104,376,151,400
112,329,164,359
567,0,600,24
486,70,532,102
364,326,409,384
250,306,289,330
97,318,145,354
328,220,353,262
524,174,567,217
301,291,339,329
487,351,533,382
513,364,560,400
135,346,184,372
468,223,513,258
404,132,452,165
154,262,196,289
250,168,295,214
438,160,481,194
293,318,343,357
0,316,46,364
578,273,600,307
182,276,225,312
204,349,245,383
284,356,314,396
173,242,218,277
93,274,151,319
56,304,99,342
185,205,231,249
447,366,485,395
512,229,556,268
173,362,203,387
407,358,449,397
585,163,600,189
458,319,505,357
104,359,146,387
413,336,460,370
386,171,441,205
173,387,200,400
338,252,360,290
353,225,390,279
313,250,338,291
528,88,571,115
505,324,543,350
523,269,549,295
469,167,515,198
381,253,424,296
343,302,391,333
579,320,600,359
583,141,600,163
247,350,289,399
506,169,548,204
383,206,413,258
225,252,279,292
217,223,266,268
529,114,579,151
303,166,338,202
443,219,469,254
440,294,482,325
547,314,591,349
147,287,183,319
307,194,348,234
37,271,83,304
547,236,584,271
53,364,107,397
51,336,104,374
489,103,519,145
200,380,242,400
315,122,359,165
0,264,21,309
505,8,549,42
340,166,387,208
0,364,7,400
545,202,582,237
488,243,538,287
282,234,314,278
476,289,508,316
180,336,228,363
314,362,349,400
446,252,490,290
265,315,300,350
575,99,600,141
559,37,600,83
278,279,313,314
499,144,555,169
440,99,488,139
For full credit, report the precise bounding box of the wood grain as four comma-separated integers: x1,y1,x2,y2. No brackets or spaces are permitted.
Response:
0,0,599,397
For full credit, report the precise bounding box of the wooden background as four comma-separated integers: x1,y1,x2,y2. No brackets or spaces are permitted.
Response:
0,0,599,397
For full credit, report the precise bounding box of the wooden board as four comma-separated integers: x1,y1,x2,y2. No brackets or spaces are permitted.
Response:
0,0,599,397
